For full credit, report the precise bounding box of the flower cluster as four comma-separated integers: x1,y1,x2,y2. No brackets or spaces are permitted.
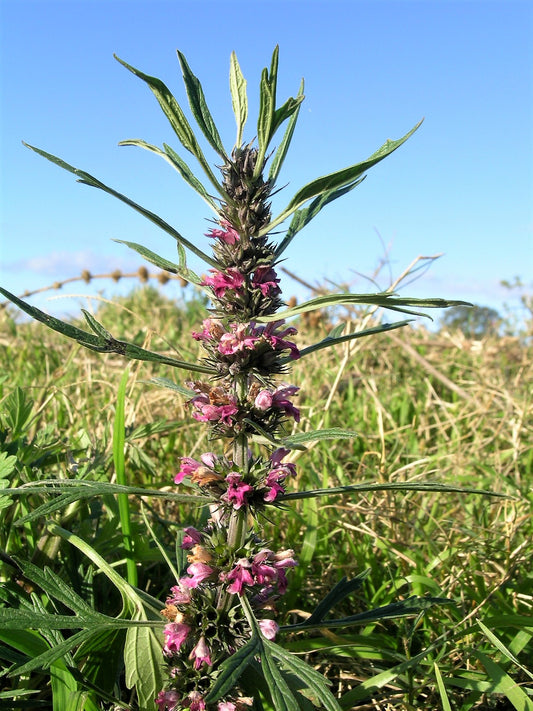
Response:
156,141,301,709
174,448,296,510
157,522,296,709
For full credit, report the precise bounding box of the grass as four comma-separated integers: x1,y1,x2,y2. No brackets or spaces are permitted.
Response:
0,284,531,710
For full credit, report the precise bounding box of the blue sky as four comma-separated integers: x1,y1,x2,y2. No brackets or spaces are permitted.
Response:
1,0,532,322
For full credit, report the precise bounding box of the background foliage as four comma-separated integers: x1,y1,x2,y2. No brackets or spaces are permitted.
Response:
0,283,531,710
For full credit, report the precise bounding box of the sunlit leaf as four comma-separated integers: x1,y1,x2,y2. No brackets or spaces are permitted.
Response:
229,51,248,148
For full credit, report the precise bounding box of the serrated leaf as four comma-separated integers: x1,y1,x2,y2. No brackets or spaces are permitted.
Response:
0,452,17,479
124,622,165,708
22,142,219,268
229,51,248,148
256,291,472,323
269,78,304,183
114,239,204,287
149,377,197,398
204,635,261,702
284,595,453,633
304,572,370,626
282,428,358,447
0,287,215,375
262,120,424,235
118,138,218,211
177,50,227,158
1,387,34,440
294,320,412,359
281,481,507,503
274,179,364,258
114,54,225,197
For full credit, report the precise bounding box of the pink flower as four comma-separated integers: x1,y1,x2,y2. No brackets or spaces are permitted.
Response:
258,618,279,640
181,526,203,549
272,385,300,421
189,636,212,669
163,622,191,655
174,457,201,484
202,268,244,298
254,385,300,422
207,221,240,245
190,393,239,426
254,389,273,411
260,320,300,359
263,472,285,502
225,559,254,595
166,583,192,606
218,323,259,355
252,266,281,296
187,691,207,711
156,689,181,711
218,699,253,711
181,562,214,589
223,473,254,510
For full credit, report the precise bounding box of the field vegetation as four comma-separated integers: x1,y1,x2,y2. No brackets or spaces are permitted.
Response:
1,283,531,710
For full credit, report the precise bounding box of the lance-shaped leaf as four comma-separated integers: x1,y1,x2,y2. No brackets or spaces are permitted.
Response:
256,292,472,323
114,54,226,199
283,595,453,633
281,481,508,503
229,51,248,148
118,138,218,212
0,288,215,375
269,78,304,183
261,119,424,235
291,320,413,361
9,480,208,525
282,428,358,448
22,142,219,268
113,239,204,288
303,572,371,627
274,179,363,258
177,50,227,159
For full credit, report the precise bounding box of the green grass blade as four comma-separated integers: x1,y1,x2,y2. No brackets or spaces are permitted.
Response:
114,368,137,588
434,662,453,711
478,620,533,681
473,651,533,710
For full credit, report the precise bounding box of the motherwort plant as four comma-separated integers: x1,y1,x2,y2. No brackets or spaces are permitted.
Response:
1,48,471,710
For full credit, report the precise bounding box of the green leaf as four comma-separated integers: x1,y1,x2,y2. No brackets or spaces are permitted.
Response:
294,320,413,359
434,662,453,711
477,620,533,682
257,67,275,168
282,428,358,447
118,138,218,211
22,142,219,268
269,78,304,183
149,377,197,398
204,635,261,702
1,387,34,440
124,622,165,709
177,50,227,158
303,572,370,626
114,54,225,198
0,288,215,375
281,481,507,503
262,119,424,235
255,291,472,323
472,650,533,710
114,238,204,287
229,51,248,148
283,595,452,633
274,180,364,258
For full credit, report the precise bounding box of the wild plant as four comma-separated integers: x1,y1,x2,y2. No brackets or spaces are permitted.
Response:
1,47,495,711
